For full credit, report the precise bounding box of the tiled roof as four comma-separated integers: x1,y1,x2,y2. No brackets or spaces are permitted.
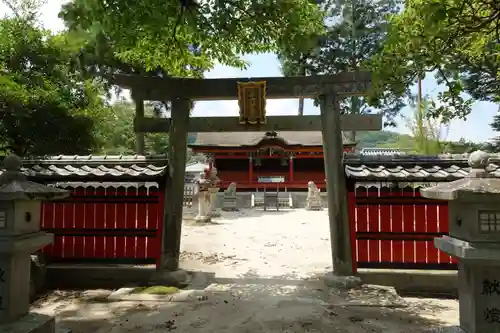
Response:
0,155,169,181
189,131,354,147
185,162,208,173
53,182,160,189
344,153,500,164
344,153,500,180
359,148,407,156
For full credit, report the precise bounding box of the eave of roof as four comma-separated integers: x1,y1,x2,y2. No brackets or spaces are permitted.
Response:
344,153,500,181
189,131,355,148
0,155,169,181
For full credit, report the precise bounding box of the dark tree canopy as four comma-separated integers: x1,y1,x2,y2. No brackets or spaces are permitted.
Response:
278,0,406,128
372,0,499,121
0,16,108,156
60,0,325,76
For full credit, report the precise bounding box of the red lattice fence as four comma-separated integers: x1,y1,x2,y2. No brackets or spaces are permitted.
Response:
348,184,457,272
40,185,164,266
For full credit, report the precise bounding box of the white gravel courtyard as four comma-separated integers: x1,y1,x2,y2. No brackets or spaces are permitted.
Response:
32,209,460,333
180,209,333,279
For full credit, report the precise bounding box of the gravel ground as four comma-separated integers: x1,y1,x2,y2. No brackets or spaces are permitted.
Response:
32,209,460,333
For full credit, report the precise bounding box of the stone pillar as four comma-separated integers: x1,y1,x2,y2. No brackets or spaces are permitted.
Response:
207,167,220,217
195,190,212,223
319,94,354,277
306,181,323,211
0,155,70,333
159,97,190,274
208,187,220,217
421,150,500,333
288,155,294,182
248,156,253,184
222,183,238,211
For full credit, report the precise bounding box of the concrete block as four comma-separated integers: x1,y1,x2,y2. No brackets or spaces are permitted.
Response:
0,312,55,333
427,326,465,333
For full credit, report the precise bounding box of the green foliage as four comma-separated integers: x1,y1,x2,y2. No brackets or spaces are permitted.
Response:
372,0,499,121
355,131,409,148
357,130,485,154
0,16,108,156
96,100,169,155
278,0,407,128
405,98,450,155
60,0,325,75
487,106,500,152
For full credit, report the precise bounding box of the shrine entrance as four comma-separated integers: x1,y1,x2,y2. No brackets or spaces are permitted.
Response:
112,72,382,276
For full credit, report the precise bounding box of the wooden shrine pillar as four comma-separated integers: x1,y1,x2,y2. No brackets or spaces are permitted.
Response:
134,98,145,154
288,155,294,182
160,97,190,271
320,93,354,276
248,156,253,184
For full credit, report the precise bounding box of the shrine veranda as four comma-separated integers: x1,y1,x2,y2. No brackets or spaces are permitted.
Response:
188,131,356,191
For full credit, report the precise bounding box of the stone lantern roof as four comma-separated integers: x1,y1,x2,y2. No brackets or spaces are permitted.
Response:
0,155,69,201
420,150,500,201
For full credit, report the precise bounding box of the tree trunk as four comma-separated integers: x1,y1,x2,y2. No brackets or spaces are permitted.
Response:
298,65,306,116
298,98,304,116
349,96,360,143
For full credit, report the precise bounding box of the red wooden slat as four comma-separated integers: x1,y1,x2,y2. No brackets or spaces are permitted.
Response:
52,200,65,259
367,187,380,263
414,189,428,264
379,187,392,264
125,187,138,258
63,195,75,258
40,201,55,257
438,204,453,264
135,187,148,259
401,187,416,264
83,187,96,258
347,191,357,273
424,194,440,265
390,186,403,264
155,189,165,268
73,187,86,258
115,187,127,259
94,187,106,258
147,187,160,260
355,186,369,265
105,187,117,258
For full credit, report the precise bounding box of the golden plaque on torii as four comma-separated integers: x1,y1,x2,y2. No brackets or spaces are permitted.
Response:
237,81,267,125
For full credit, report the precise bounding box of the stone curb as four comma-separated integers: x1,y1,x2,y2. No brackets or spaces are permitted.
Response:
107,288,215,302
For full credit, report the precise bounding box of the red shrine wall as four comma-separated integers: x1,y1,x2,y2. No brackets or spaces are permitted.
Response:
193,145,355,191
213,155,345,191
216,170,326,189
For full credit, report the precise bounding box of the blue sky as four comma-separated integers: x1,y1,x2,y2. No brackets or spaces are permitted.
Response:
2,1,498,142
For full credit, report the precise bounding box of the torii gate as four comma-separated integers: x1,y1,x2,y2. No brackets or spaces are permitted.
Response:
112,72,382,277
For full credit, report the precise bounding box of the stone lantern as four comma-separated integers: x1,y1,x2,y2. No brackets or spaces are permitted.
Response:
0,155,69,333
420,151,500,333
194,171,211,223
207,167,221,217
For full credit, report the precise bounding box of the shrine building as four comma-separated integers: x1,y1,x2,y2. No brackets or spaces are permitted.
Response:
188,131,356,191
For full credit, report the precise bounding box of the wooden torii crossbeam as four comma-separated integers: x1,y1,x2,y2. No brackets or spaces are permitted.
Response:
113,71,371,100
134,114,382,133
111,71,381,278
